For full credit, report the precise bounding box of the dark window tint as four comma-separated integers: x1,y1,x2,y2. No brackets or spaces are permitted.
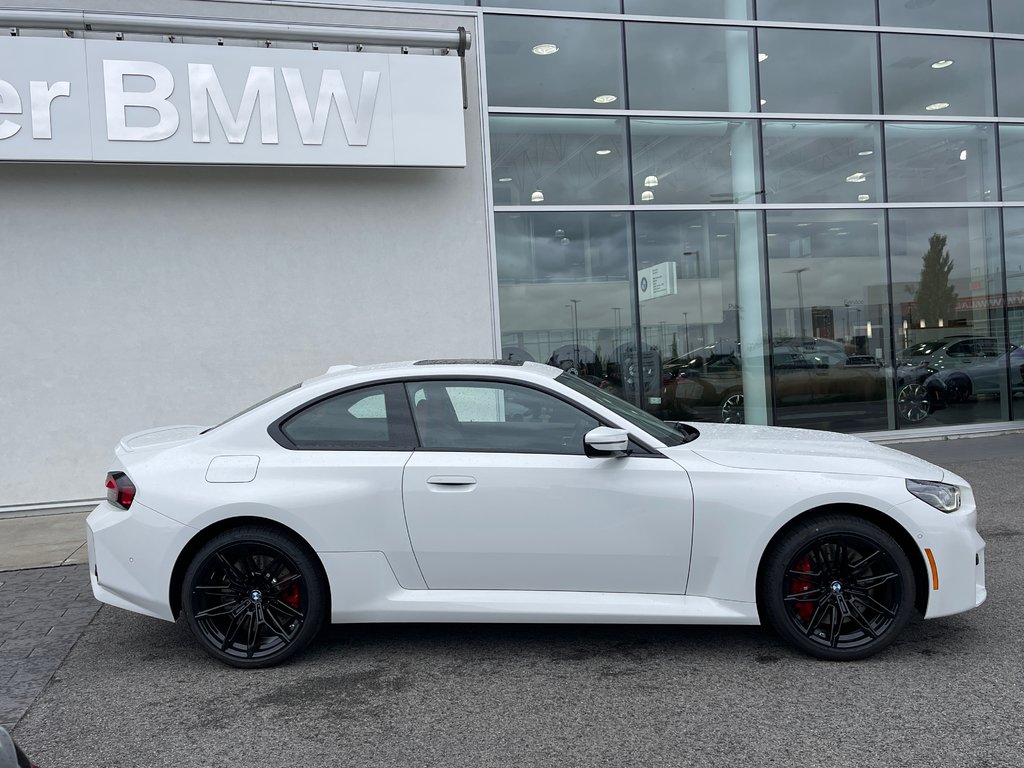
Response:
407,380,598,454
280,384,414,449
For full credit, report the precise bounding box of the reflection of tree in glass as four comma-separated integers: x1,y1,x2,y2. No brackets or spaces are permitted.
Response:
914,233,958,326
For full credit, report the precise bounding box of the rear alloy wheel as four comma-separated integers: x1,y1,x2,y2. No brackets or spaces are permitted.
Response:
182,526,325,668
761,515,915,660
896,383,931,424
720,392,745,424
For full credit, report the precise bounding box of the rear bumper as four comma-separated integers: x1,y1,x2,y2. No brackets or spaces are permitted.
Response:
87,500,194,622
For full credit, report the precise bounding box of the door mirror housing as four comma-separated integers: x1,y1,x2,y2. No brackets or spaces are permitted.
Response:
584,426,630,456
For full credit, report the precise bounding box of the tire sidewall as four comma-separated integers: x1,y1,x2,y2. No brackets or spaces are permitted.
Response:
762,515,916,661
181,526,325,669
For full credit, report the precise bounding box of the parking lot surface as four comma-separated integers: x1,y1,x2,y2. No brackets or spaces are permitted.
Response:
6,435,1024,767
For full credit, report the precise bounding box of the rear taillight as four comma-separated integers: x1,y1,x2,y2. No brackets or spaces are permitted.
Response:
105,472,136,509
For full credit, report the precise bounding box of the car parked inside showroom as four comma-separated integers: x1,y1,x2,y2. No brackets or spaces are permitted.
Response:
660,342,946,426
88,360,986,668
923,343,1024,403
897,335,1014,404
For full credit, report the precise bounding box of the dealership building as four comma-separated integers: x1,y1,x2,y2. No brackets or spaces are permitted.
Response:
2,0,1023,513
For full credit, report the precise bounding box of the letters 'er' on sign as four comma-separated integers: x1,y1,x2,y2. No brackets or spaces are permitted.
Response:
0,36,466,167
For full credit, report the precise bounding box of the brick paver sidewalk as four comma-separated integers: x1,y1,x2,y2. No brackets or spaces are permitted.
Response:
0,565,99,730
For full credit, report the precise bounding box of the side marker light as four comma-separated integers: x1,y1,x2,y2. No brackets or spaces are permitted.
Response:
925,548,939,590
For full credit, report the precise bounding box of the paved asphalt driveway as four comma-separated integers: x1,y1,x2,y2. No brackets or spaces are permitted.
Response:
7,436,1024,767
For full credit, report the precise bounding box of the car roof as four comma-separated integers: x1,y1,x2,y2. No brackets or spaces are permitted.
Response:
302,359,561,387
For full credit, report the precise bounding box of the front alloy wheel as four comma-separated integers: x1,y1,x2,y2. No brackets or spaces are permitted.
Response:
897,383,931,424
762,516,915,660
720,392,745,424
182,526,324,668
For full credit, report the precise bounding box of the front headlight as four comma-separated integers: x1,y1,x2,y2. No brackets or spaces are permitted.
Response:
906,478,961,512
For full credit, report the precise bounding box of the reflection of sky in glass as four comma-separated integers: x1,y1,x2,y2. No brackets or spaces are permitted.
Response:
887,209,1001,285
882,34,993,117
483,0,619,10
485,15,623,109
631,120,759,204
624,0,751,18
759,29,878,114
490,116,629,206
879,0,990,31
763,122,881,203
765,212,887,309
993,0,1024,34
756,0,874,25
626,24,753,112
995,42,1024,117
885,123,997,203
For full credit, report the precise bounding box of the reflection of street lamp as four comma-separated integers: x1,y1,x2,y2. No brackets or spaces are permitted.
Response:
683,250,705,345
786,267,810,340
682,311,690,356
567,298,581,366
611,306,622,352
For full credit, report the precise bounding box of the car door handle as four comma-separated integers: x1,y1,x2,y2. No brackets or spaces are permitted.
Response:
426,475,477,490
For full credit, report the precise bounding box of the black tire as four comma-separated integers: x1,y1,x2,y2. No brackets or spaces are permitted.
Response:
181,526,325,668
945,374,972,404
720,391,745,424
761,515,916,661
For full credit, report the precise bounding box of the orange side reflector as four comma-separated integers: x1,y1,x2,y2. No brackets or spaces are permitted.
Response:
925,548,939,590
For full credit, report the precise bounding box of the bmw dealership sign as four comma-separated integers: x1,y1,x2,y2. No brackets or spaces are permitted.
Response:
0,36,466,166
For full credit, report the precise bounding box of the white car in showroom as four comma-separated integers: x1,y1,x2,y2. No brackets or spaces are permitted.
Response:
88,360,986,668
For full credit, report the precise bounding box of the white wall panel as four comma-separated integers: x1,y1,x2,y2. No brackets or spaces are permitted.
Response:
0,1,492,506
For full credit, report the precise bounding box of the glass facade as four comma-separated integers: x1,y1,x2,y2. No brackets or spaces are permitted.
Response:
394,0,1024,433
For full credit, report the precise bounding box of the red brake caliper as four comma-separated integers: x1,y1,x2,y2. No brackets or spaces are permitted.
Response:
281,582,301,610
791,555,815,622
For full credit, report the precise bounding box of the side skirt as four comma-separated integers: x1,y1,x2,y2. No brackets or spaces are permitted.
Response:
321,552,759,625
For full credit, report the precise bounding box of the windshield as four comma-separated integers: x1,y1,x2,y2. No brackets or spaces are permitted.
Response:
902,341,946,358
555,373,687,446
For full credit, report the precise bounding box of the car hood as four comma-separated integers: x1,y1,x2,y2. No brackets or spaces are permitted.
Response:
664,422,946,481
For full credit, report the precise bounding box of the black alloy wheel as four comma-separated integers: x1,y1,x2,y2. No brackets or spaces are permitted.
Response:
182,526,325,668
762,515,915,660
720,392,745,424
896,383,931,424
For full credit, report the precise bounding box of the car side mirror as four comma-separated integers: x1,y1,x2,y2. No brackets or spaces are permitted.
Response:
584,426,630,456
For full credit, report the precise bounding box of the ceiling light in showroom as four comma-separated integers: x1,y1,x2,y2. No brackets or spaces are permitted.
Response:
531,43,558,55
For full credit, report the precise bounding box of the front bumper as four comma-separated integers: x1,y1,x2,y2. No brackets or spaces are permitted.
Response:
87,499,195,622
898,497,986,619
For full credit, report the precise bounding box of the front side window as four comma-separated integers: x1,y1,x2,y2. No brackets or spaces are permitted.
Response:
555,373,687,446
277,383,415,450
407,380,598,454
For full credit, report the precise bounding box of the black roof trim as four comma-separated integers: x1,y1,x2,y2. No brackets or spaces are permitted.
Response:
413,358,525,366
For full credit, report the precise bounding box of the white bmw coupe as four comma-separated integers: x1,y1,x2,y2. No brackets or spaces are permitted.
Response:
88,360,986,667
